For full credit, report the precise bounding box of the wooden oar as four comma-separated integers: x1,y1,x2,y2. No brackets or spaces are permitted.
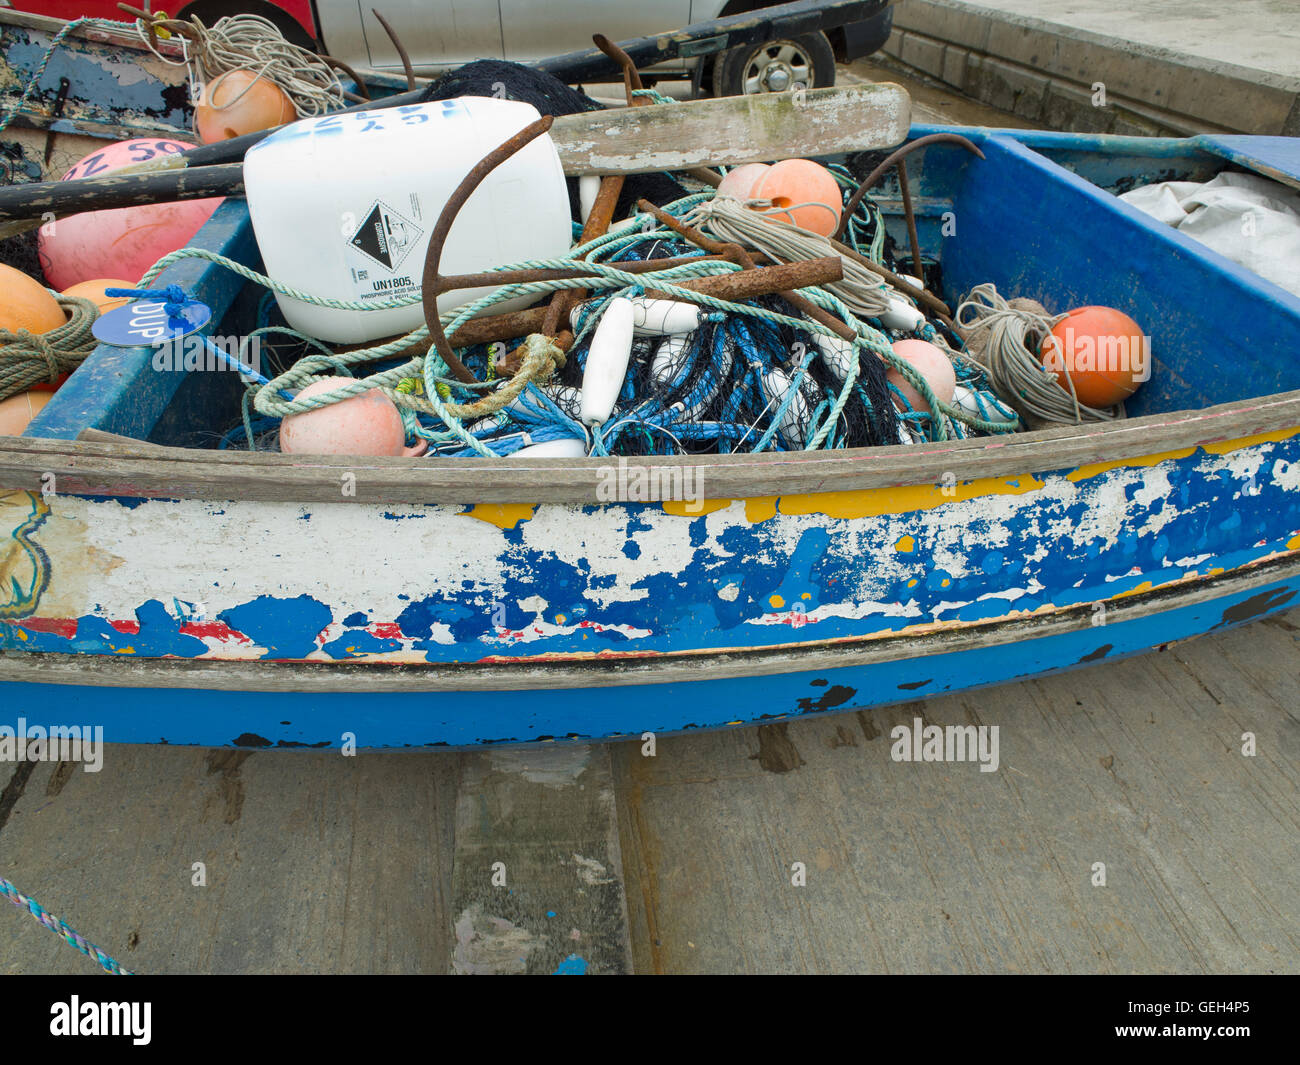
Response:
0,83,909,226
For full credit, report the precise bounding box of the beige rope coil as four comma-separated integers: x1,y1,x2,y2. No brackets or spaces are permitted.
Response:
0,295,100,404
141,13,345,120
954,282,1125,425
686,195,894,318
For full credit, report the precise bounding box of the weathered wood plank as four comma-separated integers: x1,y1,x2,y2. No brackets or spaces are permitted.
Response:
449,746,632,974
3,390,1298,504
0,163,244,220
552,83,911,175
0,84,908,223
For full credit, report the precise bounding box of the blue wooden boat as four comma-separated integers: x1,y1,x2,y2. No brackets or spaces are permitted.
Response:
2,122,1298,749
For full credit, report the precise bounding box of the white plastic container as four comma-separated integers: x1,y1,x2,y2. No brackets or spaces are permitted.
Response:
243,97,572,344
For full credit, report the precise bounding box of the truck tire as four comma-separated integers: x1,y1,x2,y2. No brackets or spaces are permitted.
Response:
711,31,835,97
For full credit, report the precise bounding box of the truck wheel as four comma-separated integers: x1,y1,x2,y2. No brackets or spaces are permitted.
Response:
711,31,835,97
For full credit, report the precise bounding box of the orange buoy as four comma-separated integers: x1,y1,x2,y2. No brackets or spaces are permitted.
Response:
1041,305,1148,408
0,390,54,436
0,263,66,335
750,158,843,236
280,377,428,457
196,70,297,143
61,278,135,314
887,338,956,410
716,163,771,202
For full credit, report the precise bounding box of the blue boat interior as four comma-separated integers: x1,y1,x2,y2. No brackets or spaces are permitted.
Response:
25,124,1300,448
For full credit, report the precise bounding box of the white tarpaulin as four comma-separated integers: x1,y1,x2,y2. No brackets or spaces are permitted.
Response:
1119,171,1300,298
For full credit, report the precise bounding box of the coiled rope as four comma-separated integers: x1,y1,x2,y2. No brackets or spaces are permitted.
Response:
0,295,99,403
686,195,894,318
0,876,133,975
144,13,344,119
955,282,1123,425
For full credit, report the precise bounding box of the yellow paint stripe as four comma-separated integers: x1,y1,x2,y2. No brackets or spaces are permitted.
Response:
746,496,779,523
1068,447,1196,482
1069,427,1300,482
1114,580,1155,599
1289,534,1300,551
663,499,732,516
461,503,537,529
1200,426,1300,454
775,474,1046,520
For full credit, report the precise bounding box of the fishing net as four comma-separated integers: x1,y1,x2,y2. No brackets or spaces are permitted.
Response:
400,221,912,458
229,168,1022,456
0,140,46,283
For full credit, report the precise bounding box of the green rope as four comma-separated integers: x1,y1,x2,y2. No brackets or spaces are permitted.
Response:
139,201,987,448
0,295,100,403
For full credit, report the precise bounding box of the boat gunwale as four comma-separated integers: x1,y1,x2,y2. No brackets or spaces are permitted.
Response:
1,388,1297,504
2,550,1295,692
0,9,187,56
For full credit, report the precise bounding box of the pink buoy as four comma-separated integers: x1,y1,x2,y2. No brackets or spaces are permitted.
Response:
279,377,428,457
716,163,771,202
38,138,223,290
887,338,956,411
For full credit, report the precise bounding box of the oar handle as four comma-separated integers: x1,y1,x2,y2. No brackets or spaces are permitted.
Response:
0,163,245,222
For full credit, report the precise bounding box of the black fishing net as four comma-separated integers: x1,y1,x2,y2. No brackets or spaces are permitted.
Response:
0,140,47,283
418,59,685,223
428,230,904,458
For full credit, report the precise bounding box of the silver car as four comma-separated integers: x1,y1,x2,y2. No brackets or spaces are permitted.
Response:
308,0,894,96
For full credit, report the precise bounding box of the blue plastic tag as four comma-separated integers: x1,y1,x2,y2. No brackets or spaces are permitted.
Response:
92,298,211,348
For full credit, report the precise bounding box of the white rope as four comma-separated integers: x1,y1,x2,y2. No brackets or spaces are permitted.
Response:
685,195,894,317
138,14,344,119
954,282,1124,425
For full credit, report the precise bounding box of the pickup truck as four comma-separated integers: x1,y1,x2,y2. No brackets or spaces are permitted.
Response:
10,0,894,96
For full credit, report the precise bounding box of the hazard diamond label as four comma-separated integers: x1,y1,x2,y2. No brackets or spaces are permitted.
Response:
349,201,423,272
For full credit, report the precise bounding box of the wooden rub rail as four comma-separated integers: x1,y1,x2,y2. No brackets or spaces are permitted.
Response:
0,391,1296,505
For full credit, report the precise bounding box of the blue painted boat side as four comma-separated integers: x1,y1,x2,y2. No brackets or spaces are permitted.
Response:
936,134,1300,418
3,426,1297,663
24,200,261,441
2,574,1293,749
